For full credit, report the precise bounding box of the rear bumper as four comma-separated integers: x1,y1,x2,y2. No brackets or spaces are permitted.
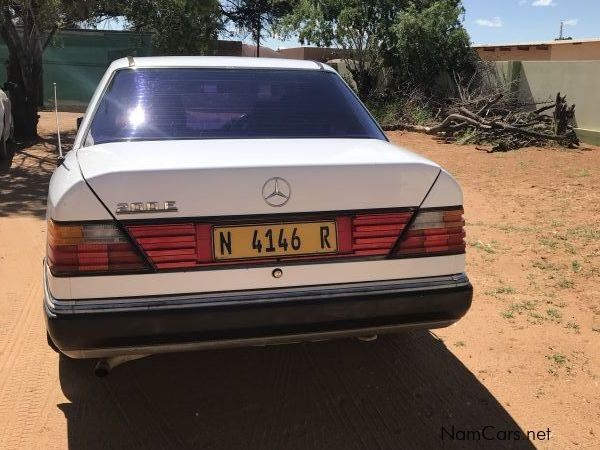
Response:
45,271,472,358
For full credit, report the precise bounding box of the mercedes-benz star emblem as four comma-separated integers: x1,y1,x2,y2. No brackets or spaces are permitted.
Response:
262,177,291,207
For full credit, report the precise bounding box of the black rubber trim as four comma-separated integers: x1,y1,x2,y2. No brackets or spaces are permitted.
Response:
45,276,472,352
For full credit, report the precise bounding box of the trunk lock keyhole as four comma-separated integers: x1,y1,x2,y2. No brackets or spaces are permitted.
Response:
272,268,283,279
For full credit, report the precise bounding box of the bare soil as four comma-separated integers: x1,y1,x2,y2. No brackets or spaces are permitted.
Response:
0,113,598,449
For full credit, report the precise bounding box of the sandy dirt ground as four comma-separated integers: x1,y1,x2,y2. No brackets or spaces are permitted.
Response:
0,112,598,449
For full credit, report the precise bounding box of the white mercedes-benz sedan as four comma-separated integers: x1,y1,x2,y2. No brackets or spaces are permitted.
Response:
45,56,472,360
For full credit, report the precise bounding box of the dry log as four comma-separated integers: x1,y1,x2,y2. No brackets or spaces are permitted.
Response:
457,107,488,124
382,114,490,134
490,121,572,143
476,93,503,116
383,91,579,151
534,103,556,115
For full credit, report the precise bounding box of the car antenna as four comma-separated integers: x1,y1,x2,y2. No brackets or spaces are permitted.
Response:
53,82,64,165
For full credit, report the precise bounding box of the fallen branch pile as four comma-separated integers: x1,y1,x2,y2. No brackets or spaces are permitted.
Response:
382,92,579,152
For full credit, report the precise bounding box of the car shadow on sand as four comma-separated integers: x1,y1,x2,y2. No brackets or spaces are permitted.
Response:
58,332,537,450
0,132,75,218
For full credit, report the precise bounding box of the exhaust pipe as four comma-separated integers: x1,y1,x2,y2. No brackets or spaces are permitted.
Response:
94,354,150,377
357,335,378,342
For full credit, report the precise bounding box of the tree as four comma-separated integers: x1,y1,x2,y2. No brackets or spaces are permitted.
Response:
281,0,407,100
0,0,222,137
0,1,100,137
281,0,474,101
385,1,475,94
119,0,221,55
222,0,294,57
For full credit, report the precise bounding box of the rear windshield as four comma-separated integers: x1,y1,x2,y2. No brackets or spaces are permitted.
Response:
86,68,385,144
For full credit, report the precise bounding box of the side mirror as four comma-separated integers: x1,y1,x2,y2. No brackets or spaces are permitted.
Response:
76,117,83,130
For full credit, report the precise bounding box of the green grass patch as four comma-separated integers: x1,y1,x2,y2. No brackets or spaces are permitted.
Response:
486,285,517,297
547,352,570,376
533,259,559,271
501,300,537,320
546,308,562,319
492,224,536,234
539,236,560,250
469,240,496,254
497,286,517,295
556,278,574,289
547,353,567,365
528,311,545,325
565,322,580,333
566,168,591,178
566,227,600,242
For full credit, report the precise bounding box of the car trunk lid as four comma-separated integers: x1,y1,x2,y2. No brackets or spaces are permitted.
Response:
77,138,441,219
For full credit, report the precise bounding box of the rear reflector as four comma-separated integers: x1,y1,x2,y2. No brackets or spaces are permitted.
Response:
393,208,466,257
47,221,149,275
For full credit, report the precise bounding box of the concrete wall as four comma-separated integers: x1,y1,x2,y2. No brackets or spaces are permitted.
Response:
494,60,600,145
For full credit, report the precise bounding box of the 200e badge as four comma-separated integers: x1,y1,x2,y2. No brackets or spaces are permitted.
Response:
115,201,178,214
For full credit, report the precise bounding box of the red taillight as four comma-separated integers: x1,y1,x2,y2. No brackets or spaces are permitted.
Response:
340,212,414,256
47,221,150,276
393,208,466,257
126,223,213,270
127,223,197,269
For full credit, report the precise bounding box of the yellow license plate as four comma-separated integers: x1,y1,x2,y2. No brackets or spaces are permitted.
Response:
213,221,338,260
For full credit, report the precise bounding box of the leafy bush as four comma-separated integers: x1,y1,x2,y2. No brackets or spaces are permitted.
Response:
384,1,477,95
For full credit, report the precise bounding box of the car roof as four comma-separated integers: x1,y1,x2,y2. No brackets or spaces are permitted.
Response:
109,56,336,72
